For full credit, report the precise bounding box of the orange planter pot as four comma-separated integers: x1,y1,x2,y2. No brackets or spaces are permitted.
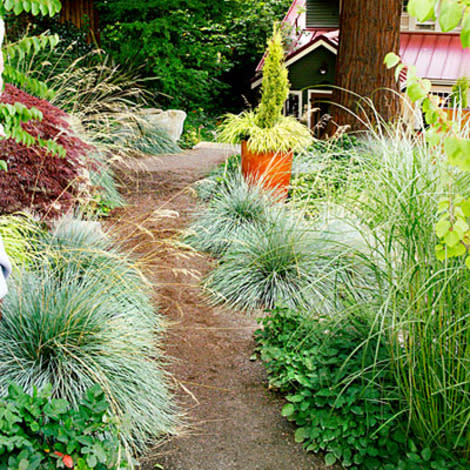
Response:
241,141,293,199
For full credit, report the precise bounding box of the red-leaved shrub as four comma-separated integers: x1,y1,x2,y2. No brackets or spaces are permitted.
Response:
0,84,92,218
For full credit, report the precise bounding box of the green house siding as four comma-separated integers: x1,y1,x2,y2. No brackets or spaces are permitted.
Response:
306,0,339,28
288,47,336,104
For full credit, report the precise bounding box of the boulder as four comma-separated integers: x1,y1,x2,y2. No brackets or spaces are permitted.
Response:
139,108,187,142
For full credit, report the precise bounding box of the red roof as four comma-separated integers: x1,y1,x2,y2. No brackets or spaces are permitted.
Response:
255,0,470,83
400,32,470,81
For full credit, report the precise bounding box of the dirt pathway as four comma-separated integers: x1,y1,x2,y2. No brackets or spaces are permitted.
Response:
116,146,326,470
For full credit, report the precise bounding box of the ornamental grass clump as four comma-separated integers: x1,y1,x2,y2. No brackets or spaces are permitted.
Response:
204,212,341,313
195,153,242,202
0,219,176,464
218,26,312,154
309,121,470,463
0,214,44,268
186,177,282,257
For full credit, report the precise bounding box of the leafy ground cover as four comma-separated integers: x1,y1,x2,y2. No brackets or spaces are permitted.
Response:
256,308,467,469
0,384,127,469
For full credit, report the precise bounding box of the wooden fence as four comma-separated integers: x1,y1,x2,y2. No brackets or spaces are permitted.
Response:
59,0,99,42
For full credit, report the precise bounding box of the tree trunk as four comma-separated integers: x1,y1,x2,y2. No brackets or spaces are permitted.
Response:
333,0,402,131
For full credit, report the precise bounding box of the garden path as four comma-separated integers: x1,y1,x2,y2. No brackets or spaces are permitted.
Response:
115,145,327,470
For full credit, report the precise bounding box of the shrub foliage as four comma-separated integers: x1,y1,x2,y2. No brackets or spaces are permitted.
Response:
256,308,468,470
0,84,91,217
0,383,127,469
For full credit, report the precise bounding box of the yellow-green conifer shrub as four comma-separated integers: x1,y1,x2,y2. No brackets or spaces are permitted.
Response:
218,26,312,154
255,25,289,129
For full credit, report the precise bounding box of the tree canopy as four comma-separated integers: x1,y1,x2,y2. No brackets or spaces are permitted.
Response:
96,0,291,112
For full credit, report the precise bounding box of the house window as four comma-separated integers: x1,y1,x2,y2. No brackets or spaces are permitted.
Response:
432,91,451,108
284,92,302,119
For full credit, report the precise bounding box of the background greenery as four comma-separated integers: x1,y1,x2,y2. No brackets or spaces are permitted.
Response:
96,0,292,112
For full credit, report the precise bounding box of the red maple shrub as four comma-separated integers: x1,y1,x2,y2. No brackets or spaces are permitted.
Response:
0,84,92,218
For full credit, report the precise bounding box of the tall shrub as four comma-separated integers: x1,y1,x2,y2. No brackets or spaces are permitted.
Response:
255,25,289,129
0,84,90,217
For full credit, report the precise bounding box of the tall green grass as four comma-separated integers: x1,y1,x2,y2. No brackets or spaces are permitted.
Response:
0,219,176,463
0,214,44,268
308,126,470,459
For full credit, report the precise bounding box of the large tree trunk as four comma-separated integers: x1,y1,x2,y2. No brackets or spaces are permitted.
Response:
333,0,402,131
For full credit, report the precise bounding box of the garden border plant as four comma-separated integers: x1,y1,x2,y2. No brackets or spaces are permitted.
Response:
218,25,312,197
0,383,128,469
0,218,177,466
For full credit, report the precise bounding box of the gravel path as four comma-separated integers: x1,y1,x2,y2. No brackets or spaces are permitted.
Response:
115,145,327,470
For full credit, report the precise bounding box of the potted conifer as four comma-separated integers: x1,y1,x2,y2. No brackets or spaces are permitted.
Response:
218,26,312,197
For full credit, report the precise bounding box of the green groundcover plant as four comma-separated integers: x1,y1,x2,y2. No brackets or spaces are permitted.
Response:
256,308,469,469
0,383,127,469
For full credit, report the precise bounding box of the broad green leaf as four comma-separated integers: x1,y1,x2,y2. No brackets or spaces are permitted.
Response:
0,160,6,171
384,52,400,69
436,218,451,238
3,0,15,11
407,0,436,22
454,218,469,236
439,0,463,32
406,82,427,102
446,242,466,257
294,427,308,443
451,138,470,170
13,1,23,15
465,256,470,268
281,403,295,417
461,199,470,216
444,229,461,247
22,0,32,13
325,453,337,466
461,11,470,48
444,135,463,162
86,455,97,468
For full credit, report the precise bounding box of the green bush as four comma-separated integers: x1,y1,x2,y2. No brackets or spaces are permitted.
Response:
180,109,218,149
187,177,281,257
256,308,468,469
0,383,127,469
0,220,176,462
